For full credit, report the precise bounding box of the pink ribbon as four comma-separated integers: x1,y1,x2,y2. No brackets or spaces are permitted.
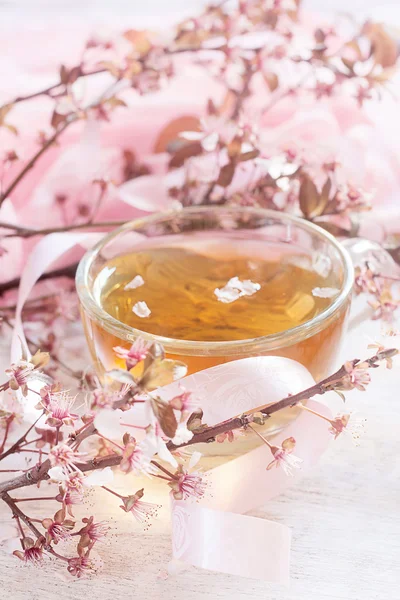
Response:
157,357,334,583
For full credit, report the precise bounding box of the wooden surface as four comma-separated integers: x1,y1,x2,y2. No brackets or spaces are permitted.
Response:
1,2,400,598
0,315,399,599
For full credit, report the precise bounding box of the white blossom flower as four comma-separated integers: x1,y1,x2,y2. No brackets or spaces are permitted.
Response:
84,467,114,487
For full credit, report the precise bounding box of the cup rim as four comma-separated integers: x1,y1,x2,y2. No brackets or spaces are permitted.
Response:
76,206,354,356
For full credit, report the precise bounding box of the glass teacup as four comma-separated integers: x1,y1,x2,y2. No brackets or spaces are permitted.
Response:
76,207,353,447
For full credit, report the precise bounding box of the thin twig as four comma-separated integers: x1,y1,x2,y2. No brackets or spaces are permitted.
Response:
0,119,75,208
0,219,126,239
0,261,78,296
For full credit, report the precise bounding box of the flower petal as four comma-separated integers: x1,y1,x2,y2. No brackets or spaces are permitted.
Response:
94,409,123,439
84,467,114,487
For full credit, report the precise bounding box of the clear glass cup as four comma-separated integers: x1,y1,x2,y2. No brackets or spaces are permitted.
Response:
76,207,353,451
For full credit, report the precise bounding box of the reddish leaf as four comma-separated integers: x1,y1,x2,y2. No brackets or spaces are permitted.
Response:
150,396,178,438
315,220,352,237
317,177,332,216
153,115,201,154
168,141,203,168
227,136,242,159
363,22,398,68
67,66,82,85
51,110,66,130
299,174,320,219
239,149,259,162
59,64,69,85
186,409,205,432
123,29,152,55
263,72,279,92
217,162,236,187
207,98,219,116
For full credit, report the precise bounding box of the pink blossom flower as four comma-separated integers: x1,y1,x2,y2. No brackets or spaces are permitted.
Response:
328,413,366,445
343,361,371,391
266,437,303,476
120,489,159,526
369,290,399,321
113,337,151,370
42,510,75,544
49,443,83,471
37,389,79,428
77,516,109,545
168,388,200,414
13,537,44,564
119,440,154,476
67,554,96,578
5,361,36,396
354,265,377,294
56,487,84,517
169,465,207,501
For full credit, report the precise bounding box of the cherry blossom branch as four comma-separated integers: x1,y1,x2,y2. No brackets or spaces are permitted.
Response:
1,68,107,110
0,348,395,497
0,261,78,296
167,348,397,450
0,119,74,208
0,412,44,461
0,219,126,239
2,492,43,539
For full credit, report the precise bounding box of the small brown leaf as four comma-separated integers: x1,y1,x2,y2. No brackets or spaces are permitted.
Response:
207,98,219,116
227,136,242,159
263,72,279,92
140,358,187,391
168,141,203,169
315,220,352,237
107,369,137,385
59,64,69,85
186,409,205,432
30,350,50,369
150,396,178,438
363,22,398,68
282,436,296,451
67,66,81,85
106,96,128,109
299,174,320,219
341,57,355,74
123,30,152,55
0,104,13,123
122,432,135,446
239,149,259,162
317,177,332,216
51,110,66,130
142,341,165,374
154,116,201,154
314,28,326,44
217,162,235,187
